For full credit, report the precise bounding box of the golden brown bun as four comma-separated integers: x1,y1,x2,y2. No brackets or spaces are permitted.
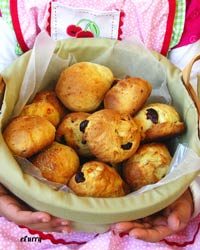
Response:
56,112,92,157
20,102,62,127
55,62,114,112
122,142,172,190
20,90,66,127
82,109,141,163
133,103,185,142
104,77,152,115
31,142,80,184
68,161,126,197
32,90,66,119
3,115,56,158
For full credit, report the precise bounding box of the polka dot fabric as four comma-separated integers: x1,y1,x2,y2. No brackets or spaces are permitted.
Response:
1,214,200,249
11,0,172,55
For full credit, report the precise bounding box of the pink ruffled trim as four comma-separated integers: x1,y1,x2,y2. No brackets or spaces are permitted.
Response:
117,9,125,40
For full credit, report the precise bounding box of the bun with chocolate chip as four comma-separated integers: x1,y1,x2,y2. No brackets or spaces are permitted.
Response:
56,112,92,157
68,161,126,197
82,109,140,163
122,142,172,190
133,103,185,142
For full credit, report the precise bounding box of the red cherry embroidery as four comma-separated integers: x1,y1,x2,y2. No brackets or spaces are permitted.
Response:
66,19,100,38
76,31,94,38
66,25,82,37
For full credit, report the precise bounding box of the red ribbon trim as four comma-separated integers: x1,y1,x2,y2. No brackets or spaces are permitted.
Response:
160,0,176,56
19,225,99,246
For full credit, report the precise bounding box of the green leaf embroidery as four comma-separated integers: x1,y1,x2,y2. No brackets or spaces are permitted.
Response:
89,22,100,37
77,19,100,37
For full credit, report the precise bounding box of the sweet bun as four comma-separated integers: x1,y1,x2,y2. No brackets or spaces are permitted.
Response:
20,90,66,127
56,112,92,157
32,90,66,119
20,102,62,127
122,142,172,190
3,115,56,158
68,161,126,197
82,109,140,163
133,103,185,142
31,142,80,184
55,62,114,112
104,76,152,115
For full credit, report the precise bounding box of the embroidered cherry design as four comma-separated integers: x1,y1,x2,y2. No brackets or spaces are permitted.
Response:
66,19,100,38
76,31,94,38
66,25,82,37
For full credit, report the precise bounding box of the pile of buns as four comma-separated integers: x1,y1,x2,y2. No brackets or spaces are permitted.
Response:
3,62,186,197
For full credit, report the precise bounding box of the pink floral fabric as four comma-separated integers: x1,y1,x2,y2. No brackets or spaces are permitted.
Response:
0,213,200,249
10,0,175,55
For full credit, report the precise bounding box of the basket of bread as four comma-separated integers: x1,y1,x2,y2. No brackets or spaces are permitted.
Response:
0,32,200,233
